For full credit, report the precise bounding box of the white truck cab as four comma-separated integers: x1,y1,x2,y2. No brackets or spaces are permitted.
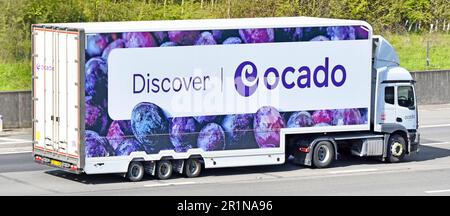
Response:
373,36,420,158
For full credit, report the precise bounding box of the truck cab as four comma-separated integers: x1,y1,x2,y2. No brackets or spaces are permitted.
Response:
373,36,420,158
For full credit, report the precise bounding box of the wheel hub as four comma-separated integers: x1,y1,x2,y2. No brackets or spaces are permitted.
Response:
391,142,403,157
131,166,140,177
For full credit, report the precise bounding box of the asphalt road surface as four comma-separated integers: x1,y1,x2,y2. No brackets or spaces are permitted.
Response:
0,104,449,195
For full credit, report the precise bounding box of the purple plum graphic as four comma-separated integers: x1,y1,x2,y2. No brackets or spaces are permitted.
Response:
160,41,177,47
101,39,126,62
239,28,274,43
312,110,334,125
131,102,171,154
197,123,225,151
115,138,142,156
85,130,114,157
195,31,217,45
253,106,285,148
332,108,362,125
221,114,257,150
85,57,108,107
194,116,218,125
310,35,330,41
169,117,198,152
222,37,242,44
168,31,201,46
106,120,133,150
86,34,109,58
287,111,314,128
153,31,168,44
85,97,109,136
327,26,356,40
123,32,157,48
275,28,303,42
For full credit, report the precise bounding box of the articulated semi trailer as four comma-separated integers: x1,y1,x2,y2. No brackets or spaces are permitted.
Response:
32,17,420,181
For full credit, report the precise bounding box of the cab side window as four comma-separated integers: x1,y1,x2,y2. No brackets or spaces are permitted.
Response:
385,86,394,104
397,86,415,108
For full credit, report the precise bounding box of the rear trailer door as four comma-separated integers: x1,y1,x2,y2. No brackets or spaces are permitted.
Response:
32,26,83,172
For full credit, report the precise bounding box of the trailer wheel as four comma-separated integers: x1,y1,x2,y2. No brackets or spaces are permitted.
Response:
126,161,144,182
387,134,406,163
184,158,202,178
156,160,173,180
312,141,334,168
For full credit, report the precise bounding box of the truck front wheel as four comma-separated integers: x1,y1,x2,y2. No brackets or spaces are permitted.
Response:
387,134,406,163
184,158,202,178
126,161,144,182
156,160,173,180
312,141,334,168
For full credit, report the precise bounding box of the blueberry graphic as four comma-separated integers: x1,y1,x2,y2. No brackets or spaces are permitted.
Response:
85,130,114,157
197,123,225,151
254,106,285,148
169,117,198,152
131,102,171,154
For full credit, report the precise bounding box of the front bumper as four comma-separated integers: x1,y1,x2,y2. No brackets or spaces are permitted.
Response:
408,131,420,153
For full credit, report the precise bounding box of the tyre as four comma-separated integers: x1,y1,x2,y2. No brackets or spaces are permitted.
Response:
126,161,144,182
156,160,173,180
184,158,202,178
387,134,406,163
312,141,334,168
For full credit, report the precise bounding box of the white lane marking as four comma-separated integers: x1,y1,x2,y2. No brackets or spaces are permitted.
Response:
0,141,33,145
420,124,450,128
0,137,31,142
425,189,450,194
0,150,32,155
421,142,450,146
329,168,379,174
144,181,197,187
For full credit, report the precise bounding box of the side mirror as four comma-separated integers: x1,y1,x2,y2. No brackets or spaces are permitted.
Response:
408,105,415,110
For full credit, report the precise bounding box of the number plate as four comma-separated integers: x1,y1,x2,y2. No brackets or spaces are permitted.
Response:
51,160,62,167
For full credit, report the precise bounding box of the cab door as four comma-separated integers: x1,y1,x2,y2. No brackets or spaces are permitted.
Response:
395,85,417,130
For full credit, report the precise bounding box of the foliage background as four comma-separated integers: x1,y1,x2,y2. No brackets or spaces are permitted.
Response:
0,0,449,90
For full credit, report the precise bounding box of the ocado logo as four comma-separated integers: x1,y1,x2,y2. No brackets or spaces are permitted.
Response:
234,57,347,97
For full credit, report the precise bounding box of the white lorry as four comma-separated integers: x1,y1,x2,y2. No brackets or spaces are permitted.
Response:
32,17,419,181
